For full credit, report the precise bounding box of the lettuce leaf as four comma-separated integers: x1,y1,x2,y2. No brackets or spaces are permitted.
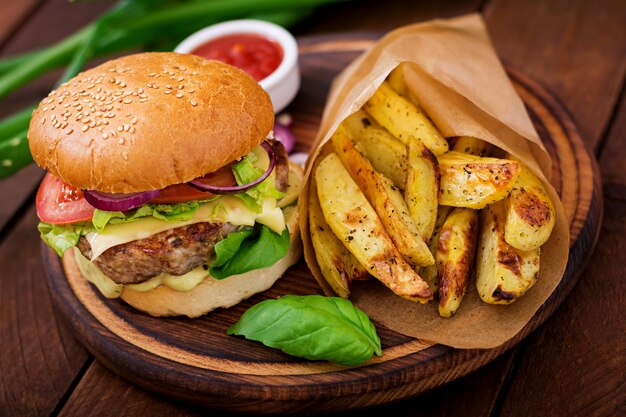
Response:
91,198,217,232
38,222,92,257
210,224,290,279
232,153,284,212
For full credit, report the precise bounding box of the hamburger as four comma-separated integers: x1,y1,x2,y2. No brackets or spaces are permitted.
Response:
29,52,302,317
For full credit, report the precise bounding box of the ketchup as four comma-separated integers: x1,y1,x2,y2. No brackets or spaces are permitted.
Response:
191,33,283,81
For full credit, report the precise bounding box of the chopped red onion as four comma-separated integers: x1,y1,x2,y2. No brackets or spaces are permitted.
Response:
289,152,308,167
273,122,296,154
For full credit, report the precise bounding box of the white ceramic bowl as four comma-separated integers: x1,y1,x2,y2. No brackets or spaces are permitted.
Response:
175,19,300,113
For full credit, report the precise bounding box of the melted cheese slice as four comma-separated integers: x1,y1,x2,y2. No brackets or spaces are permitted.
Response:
86,196,284,260
85,145,285,260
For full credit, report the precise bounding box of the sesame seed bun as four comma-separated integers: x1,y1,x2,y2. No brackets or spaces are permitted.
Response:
28,52,274,194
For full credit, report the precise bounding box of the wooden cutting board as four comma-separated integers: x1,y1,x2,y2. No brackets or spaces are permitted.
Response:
43,35,602,415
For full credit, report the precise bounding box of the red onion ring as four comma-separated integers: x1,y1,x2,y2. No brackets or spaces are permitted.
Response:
83,189,162,212
188,140,276,195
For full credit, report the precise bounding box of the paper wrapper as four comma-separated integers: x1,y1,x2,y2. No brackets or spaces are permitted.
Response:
297,14,570,349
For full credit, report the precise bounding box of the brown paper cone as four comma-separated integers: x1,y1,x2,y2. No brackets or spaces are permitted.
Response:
297,14,570,349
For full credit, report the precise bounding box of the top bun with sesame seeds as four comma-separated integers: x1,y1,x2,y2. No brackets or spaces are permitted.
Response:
28,52,274,194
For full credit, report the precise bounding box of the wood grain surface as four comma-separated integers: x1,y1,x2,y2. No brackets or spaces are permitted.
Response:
0,0,624,416
41,37,601,414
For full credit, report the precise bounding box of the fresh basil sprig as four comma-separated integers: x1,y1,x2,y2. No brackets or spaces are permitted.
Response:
227,295,382,366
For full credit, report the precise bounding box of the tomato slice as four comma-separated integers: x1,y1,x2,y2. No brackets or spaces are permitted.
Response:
148,164,237,204
36,173,95,224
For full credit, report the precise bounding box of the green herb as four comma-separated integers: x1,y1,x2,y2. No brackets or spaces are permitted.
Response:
210,224,290,279
227,295,382,366
91,198,217,231
38,222,92,257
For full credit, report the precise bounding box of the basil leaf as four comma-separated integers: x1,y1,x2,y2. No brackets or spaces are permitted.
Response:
211,228,254,268
210,224,290,279
227,295,382,366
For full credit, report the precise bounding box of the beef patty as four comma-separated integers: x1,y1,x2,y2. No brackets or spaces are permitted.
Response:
77,222,242,284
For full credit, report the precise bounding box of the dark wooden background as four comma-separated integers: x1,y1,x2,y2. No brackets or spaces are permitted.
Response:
0,0,624,416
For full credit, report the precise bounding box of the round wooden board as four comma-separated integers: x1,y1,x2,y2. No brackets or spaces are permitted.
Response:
43,35,602,414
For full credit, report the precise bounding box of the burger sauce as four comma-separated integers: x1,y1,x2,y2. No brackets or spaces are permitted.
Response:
191,34,283,81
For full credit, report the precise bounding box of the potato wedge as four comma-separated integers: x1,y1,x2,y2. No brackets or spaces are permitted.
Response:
476,200,540,304
436,208,479,317
405,137,440,241
504,163,556,251
363,81,449,155
356,125,408,189
340,110,378,139
438,151,520,209
387,64,408,97
309,175,368,298
332,128,434,267
420,205,453,292
451,136,493,157
316,153,433,302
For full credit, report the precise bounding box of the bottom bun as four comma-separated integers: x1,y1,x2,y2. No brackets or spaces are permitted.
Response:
121,227,301,317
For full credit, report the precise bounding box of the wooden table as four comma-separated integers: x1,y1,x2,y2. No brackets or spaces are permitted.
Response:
0,0,624,416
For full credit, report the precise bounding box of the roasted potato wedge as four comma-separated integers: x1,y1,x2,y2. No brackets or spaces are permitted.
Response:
309,175,369,298
405,137,440,241
356,125,407,189
436,208,479,317
504,164,556,251
387,64,408,97
438,151,520,209
476,200,540,304
340,110,378,139
451,136,493,157
420,205,453,292
363,81,449,155
332,128,434,267
316,152,433,302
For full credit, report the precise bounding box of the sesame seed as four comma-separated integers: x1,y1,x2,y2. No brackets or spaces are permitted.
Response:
166,85,172,89
66,128,73,134
119,138,125,145
178,84,184,90
188,89,195,93
176,93,183,98
117,126,123,132
102,133,108,139
139,99,148,103
137,88,144,94
123,99,132,104
81,125,89,132
61,121,68,128
41,119,45,125
131,117,138,124
123,124,130,132
190,99,197,106
120,82,126,87
129,127,135,134
164,90,171,95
